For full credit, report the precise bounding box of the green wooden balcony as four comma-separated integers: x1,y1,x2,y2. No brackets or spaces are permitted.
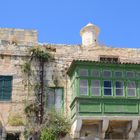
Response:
68,60,140,120
70,97,140,120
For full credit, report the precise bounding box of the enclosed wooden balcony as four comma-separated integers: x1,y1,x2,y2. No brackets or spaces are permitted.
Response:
68,60,140,120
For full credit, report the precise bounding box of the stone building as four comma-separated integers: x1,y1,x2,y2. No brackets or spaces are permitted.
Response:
0,23,140,140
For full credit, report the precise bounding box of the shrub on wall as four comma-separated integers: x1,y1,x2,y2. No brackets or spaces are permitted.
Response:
40,110,70,140
8,113,24,126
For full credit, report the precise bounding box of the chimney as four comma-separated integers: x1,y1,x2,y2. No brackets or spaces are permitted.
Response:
80,23,99,47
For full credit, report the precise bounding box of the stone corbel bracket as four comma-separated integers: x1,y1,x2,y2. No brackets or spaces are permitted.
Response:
127,119,138,140
100,118,109,139
71,118,82,139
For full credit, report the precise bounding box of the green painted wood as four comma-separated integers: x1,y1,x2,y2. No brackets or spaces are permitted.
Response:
70,97,140,119
68,60,140,118
0,76,12,100
79,103,101,113
104,103,138,114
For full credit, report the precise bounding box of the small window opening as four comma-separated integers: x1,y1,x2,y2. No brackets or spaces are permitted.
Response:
100,56,119,63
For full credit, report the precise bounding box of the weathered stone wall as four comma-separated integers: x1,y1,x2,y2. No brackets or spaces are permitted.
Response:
51,44,140,116
1,28,140,139
0,28,38,46
0,42,32,138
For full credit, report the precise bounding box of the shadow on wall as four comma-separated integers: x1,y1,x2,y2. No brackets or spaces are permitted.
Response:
6,133,20,140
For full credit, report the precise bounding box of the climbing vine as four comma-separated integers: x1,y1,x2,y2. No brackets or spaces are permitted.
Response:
22,46,70,140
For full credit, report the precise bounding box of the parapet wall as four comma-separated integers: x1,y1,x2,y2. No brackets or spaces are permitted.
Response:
0,28,38,46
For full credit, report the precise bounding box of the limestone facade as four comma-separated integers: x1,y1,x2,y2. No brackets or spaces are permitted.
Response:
0,24,140,140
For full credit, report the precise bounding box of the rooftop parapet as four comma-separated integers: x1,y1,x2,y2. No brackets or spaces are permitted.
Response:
0,28,38,46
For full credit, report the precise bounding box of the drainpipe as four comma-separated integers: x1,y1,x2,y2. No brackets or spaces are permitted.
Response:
39,58,44,124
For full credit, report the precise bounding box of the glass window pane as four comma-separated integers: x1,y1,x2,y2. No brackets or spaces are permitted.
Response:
47,89,55,107
115,71,123,78
126,71,134,78
92,80,100,87
104,81,112,96
91,70,100,77
116,81,123,88
128,89,136,96
116,89,123,96
55,89,63,110
104,89,112,96
115,81,124,96
79,69,88,76
92,88,100,96
136,72,140,78
103,70,111,77
127,82,136,88
80,80,88,95
91,80,100,96
48,88,63,111
104,81,111,87
138,83,140,88
127,81,136,97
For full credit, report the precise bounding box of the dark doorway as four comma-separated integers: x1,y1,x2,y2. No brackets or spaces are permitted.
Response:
6,133,20,140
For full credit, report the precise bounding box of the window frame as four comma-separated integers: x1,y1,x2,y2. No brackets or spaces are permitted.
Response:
91,69,100,78
76,66,139,98
126,71,135,79
102,70,112,78
91,80,101,96
47,87,64,111
103,80,113,96
78,69,89,77
114,70,123,78
115,80,124,97
0,76,13,101
127,81,137,97
79,79,89,96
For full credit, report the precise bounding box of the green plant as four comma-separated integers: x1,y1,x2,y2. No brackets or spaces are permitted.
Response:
8,113,24,126
21,62,31,75
40,128,55,140
40,110,70,140
30,47,52,61
24,103,39,117
21,47,55,139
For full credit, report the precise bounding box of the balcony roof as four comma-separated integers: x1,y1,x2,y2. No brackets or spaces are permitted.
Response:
67,59,140,76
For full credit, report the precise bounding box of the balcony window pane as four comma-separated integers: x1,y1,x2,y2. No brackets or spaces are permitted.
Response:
79,69,88,76
128,89,136,96
115,81,124,96
103,70,111,77
80,80,88,95
128,82,135,88
126,71,134,78
115,71,123,78
127,81,136,97
104,80,112,96
91,69,100,77
91,80,100,96
136,72,140,78
104,81,111,87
